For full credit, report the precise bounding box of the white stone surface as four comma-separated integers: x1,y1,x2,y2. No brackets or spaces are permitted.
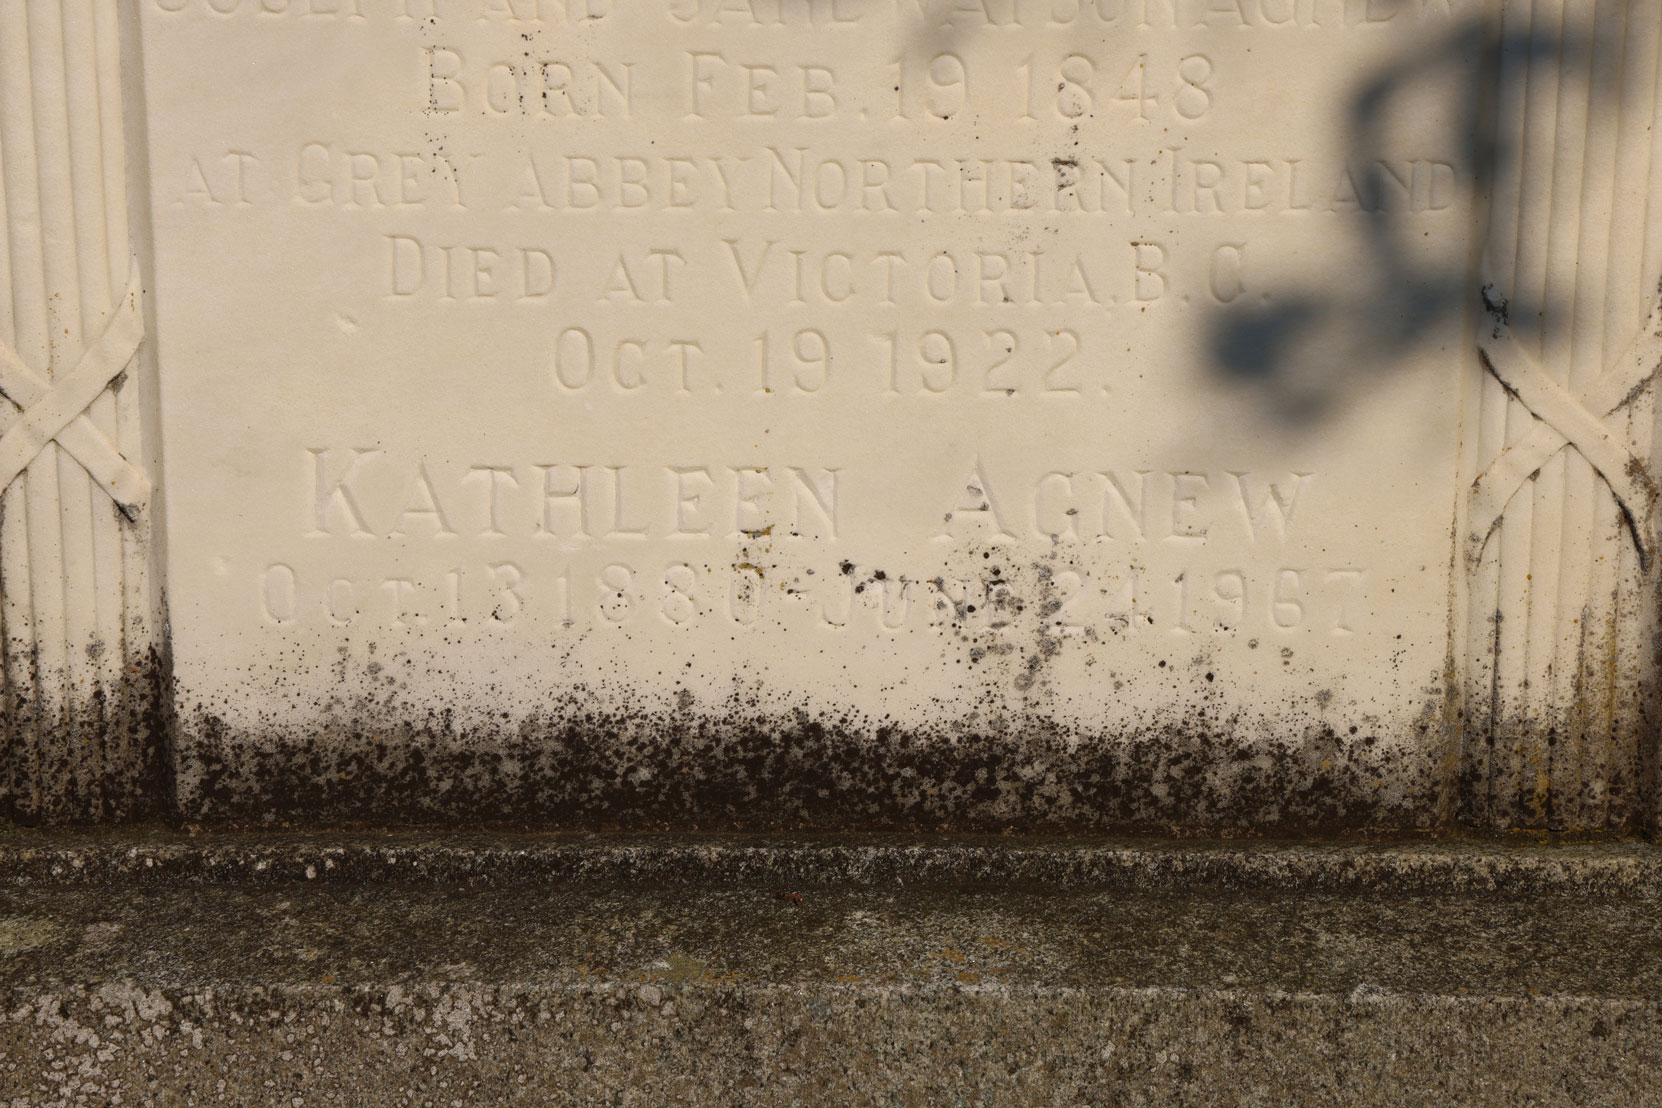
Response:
4,1,1658,826
135,1,1484,789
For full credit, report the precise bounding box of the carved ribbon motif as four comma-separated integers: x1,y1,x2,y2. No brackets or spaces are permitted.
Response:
0,264,149,518
1468,283,1662,572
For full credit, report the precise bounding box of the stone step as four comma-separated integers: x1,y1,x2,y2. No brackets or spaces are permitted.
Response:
2,833,1659,1107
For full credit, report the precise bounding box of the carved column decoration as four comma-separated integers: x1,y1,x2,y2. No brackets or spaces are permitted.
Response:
0,0,159,821
1463,0,1662,830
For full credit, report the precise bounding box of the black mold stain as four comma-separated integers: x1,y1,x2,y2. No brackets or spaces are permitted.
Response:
174,693,1442,833
1,645,172,826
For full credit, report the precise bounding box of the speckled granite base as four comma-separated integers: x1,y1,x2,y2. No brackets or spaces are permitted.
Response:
2,833,1660,1107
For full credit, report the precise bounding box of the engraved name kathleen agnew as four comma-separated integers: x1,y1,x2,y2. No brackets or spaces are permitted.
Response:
257,450,1363,637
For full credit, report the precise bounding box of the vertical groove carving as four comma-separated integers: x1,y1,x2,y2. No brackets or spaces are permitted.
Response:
0,0,159,822
1464,0,1662,830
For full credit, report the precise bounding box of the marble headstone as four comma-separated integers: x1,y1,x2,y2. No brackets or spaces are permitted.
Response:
1,0,1658,829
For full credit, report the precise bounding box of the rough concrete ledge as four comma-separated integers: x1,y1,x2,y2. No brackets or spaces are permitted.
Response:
2,828,1660,897
2,833,1661,1106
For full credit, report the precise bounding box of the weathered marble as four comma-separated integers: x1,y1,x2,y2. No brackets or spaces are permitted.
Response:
0,1,1659,830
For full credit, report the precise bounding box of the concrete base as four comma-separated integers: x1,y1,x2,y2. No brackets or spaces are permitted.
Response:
2,832,1660,1106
